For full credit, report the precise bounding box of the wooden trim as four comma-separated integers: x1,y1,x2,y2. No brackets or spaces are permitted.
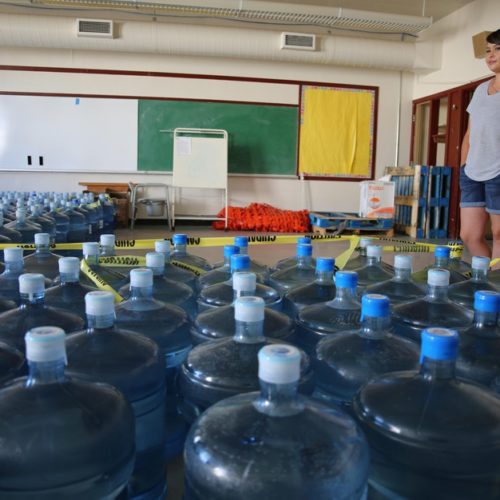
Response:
427,99,440,165
412,76,491,104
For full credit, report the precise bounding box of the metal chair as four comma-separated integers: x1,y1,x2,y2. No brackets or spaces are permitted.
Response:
129,182,171,230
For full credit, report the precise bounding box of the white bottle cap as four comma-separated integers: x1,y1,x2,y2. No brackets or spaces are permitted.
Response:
234,296,265,322
82,242,99,257
15,209,26,218
25,326,67,363
34,233,50,245
4,247,23,262
427,268,450,286
154,240,170,254
394,255,412,270
471,256,490,271
130,268,153,287
19,273,45,295
258,344,301,384
100,234,115,247
146,252,165,269
58,257,80,274
367,245,382,258
359,237,374,248
233,272,257,293
85,291,115,316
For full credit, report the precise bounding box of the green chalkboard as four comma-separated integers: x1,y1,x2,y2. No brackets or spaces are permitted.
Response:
137,99,298,175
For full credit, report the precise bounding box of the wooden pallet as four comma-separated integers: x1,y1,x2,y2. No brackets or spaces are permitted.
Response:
309,212,394,237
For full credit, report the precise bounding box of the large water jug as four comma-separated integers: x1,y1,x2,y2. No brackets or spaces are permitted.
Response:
179,297,314,424
171,233,212,271
269,243,316,294
73,200,93,241
198,254,282,312
114,269,192,460
45,257,96,320
393,269,473,342
233,235,270,282
490,268,500,288
283,256,336,317
197,244,239,290
456,290,500,387
412,245,468,285
27,205,56,243
0,274,84,353
62,202,88,243
0,341,24,383
271,236,316,271
98,193,116,233
315,294,419,408
184,343,369,500
82,242,128,290
296,271,361,355
47,202,70,243
192,272,295,345
154,239,197,291
0,212,22,242
0,297,16,313
449,256,498,309
5,209,42,243
23,233,62,282
342,237,375,271
80,197,100,241
353,244,394,292
353,327,500,499
66,292,167,499
364,254,426,305
0,326,135,500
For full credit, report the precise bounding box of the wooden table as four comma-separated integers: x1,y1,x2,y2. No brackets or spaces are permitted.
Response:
79,182,130,193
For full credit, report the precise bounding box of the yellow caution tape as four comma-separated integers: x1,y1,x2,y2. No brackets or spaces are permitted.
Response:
80,259,123,303
170,259,207,277
491,257,500,268
99,255,146,267
336,236,360,270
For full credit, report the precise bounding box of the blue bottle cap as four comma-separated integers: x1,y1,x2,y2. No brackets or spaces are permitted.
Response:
335,271,358,288
420,328,459,362
224,245,240,258
297,237,311,245
231,254,250,272
296,244,313,257
361,294,390,318
435,246,450,258
234,236,248,248
316,257,335,272
173,234,187,244
473,290,500,313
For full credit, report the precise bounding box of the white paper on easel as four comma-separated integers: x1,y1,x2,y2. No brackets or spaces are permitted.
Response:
176,137,192,156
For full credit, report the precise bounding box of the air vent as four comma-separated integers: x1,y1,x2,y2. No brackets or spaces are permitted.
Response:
76,19,114,38
280,32,316,51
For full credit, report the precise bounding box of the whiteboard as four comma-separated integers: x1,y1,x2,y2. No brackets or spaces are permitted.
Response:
172,128,228,189
0,95,137,171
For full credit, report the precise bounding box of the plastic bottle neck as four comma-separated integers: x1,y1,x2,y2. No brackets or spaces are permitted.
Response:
148,265,164,277
60,271,80,284
238,247,248,256
435,256,450,268
26,359,66,385
333,285,358,303
20,291,45,306
473,310,499,330
254,380,304,417
4,261,23,274
315,270,334,284
130,285,154,300
100,245,115,257
233,288,255,301
87,312,115,330
427,284,449,301
173,243,186,256
35,243,50,255
367,255,381,266
471,268,488,282
296,255,312,267
419,357,455,381
233,319,265,343
394,268,412,281
360,315,391,339
85,254,99,265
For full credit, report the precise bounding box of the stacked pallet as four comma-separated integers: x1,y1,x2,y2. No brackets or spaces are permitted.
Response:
384,165,451,239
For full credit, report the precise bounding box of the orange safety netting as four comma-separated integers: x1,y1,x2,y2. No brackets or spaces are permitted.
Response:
213,203,310,232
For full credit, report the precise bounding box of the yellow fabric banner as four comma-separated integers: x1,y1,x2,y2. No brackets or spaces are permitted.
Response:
298,87,373,177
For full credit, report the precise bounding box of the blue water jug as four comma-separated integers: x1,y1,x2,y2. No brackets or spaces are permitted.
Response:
171,233,212,271
271,236,316,271
283,256,336,317
47,202,70,243
393,268,473,342
353,327,500,499
0,211,22,243
27,205,56,243
352,244,394,292
315,294,419,408
412,245,468,285
154,239,197,291
296,271,361,355
0,326,135,500
184,343,369,500
5,209,42,243
364,254,426,305
62,201,88,243
82,242,128,290
0,341,24,383
98,194,116,233
179,296,314,424
23,232,62,283
234,235,270,282
197,244,239,290
66,291,167,500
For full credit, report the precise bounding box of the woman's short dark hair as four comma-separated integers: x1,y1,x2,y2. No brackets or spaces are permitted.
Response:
486,29,500,45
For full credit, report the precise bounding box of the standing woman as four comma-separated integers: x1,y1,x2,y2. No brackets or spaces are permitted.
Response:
460,29,500,263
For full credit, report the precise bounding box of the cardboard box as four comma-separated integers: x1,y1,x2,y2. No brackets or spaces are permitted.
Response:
108,192,129,228
359,181,395,219
472,31,492,59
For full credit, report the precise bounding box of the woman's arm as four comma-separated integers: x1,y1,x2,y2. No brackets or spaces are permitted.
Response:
460,120,471,166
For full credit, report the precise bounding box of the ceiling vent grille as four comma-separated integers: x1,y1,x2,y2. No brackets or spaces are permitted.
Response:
77,18,114,38
281,32,316,51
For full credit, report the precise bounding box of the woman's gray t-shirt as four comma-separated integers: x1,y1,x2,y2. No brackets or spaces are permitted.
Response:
465,79,500,181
